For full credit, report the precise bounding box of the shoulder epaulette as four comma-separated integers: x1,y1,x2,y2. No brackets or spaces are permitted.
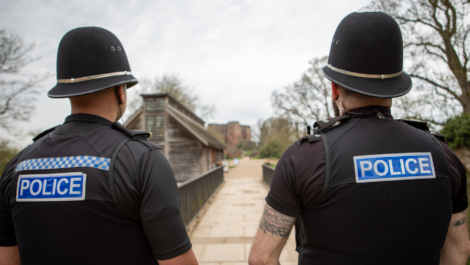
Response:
296,134,323,146
399,119,429,131
112,122,150,139
112,122,160,150
312,115,350,132
430,131,446,142
32,126,59,142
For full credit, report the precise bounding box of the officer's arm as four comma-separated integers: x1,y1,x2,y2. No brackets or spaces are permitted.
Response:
440,210,470,264
158,248,197,265
249,204,296,265
0,246,21,265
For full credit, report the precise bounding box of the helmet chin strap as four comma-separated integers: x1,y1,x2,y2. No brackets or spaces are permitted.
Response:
335,97,347,115
339,101,385,119
118,106,124,125
115,84,126,125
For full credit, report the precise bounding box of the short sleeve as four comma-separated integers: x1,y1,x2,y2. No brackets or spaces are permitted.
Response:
0,153,20,246
137,148,191,260
266,144,302,217
439,141,468,213
266,141,327,217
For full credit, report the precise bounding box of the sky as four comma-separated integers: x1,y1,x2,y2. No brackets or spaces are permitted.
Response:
0,0,371,146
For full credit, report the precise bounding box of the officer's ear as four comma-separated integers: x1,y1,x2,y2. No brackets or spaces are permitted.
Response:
114,85,126,105
331,82,340,101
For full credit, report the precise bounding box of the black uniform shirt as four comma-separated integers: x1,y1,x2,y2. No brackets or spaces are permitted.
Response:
0,114,191,260
267,107,468,217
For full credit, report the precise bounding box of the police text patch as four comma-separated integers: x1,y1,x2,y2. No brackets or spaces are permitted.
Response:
353,153,435,183
16,172,86,202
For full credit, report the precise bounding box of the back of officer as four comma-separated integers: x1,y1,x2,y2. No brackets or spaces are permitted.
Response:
0,27,198,265
249,6,470,265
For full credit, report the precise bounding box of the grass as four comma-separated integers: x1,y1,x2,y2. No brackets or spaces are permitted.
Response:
225,157,242,161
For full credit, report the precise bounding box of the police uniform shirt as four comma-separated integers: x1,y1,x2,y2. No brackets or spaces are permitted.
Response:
0,114,191,263
267,106,467,217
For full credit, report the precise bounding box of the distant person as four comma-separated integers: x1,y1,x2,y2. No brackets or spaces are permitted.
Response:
249,6,470,265
0,27,197,265
222,159,229,172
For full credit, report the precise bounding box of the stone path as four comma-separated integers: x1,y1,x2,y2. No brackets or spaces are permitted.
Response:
190,158,298,265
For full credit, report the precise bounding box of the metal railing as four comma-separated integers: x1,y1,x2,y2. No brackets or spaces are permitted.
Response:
262,164,275,187
178,166,224,227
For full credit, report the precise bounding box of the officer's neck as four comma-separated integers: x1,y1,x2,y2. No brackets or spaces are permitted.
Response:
69,90,121,123
338,100,392,116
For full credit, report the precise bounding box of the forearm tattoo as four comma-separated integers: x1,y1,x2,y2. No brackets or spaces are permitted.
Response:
452,211,467,227
259,204,296,238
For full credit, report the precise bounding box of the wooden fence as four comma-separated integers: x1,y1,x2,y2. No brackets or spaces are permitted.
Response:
262,163,275,187
178,166,224,227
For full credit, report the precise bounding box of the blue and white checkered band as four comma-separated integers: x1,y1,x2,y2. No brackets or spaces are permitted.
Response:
15,156,111,172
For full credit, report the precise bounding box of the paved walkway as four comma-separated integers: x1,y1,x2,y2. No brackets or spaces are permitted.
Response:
190,158,298,265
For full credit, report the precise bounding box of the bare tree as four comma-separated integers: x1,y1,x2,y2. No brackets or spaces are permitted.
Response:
257,116,301,158
372,0,470,126
127,74,216,120
0,29,49,131
272,57,333,126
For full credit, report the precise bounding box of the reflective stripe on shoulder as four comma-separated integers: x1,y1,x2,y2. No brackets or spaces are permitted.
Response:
15,156,111,172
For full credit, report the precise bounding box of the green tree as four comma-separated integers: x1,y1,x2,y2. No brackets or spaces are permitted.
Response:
441,113,470,241
257,117,300,158
0,140,18,177
236,140,257,151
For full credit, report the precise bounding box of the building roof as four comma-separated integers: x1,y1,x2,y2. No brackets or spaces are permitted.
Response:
166,106,226,149
125,93,226,150
141,93,204,126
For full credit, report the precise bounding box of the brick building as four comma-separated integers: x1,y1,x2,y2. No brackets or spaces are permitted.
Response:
207,122,251,158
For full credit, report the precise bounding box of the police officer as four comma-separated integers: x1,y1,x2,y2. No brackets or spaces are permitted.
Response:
249,6,470,265
0,27,198,265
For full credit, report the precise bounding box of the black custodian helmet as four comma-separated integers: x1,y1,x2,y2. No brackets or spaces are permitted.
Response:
48,27,138,98
322,6,412,98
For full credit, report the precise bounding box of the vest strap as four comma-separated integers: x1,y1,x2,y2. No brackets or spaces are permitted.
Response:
315,133,331,205
108,138,131,217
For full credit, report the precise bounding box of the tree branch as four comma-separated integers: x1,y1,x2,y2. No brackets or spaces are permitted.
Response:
396,15,440,30
424,45,448,62
409,73,461,101
404,41,446,54
429,0,444,32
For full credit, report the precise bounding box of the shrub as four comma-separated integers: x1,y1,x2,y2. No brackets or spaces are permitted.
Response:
258,139,283,158
0,141,18,178
236,140,257,151
441,114,470,149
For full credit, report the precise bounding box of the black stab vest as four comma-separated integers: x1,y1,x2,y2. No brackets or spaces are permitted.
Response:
298,117,452,265
6,125,158,265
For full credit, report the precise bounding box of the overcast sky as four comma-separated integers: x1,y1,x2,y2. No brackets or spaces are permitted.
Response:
0,0,371,145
